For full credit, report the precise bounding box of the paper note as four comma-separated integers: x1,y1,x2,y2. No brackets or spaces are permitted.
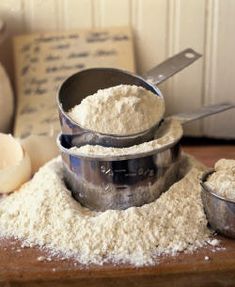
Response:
13,27,135,138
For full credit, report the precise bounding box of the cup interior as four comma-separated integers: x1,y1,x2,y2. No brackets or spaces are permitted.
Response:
58,68,162,112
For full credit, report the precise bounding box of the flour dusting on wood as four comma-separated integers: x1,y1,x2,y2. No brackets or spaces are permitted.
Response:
0,155,211,266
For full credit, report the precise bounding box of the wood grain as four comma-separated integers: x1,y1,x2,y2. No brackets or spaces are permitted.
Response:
0,145,235,286
1,236,235,286
203,0,235,138
183,144,235,167
166,0,206,136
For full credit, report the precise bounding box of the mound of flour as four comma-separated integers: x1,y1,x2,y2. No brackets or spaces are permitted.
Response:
68,84,165,135
0,156,210,266
205,159,235,201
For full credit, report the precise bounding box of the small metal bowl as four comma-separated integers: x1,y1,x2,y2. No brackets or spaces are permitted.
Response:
201,170,235,239
57,133,181,211
57,49,203,148
57,68,163,148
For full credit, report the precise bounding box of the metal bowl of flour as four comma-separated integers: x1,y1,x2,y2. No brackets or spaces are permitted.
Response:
57,105,234,212
201,170,235,239
57,68,162,148
57,99,234,212
57,49,202,148
57,132,181,211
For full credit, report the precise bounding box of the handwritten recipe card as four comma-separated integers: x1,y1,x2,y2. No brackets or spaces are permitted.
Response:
13,27,135,138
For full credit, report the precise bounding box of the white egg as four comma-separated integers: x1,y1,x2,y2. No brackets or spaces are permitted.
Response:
21,135,59,174
0,133,32,193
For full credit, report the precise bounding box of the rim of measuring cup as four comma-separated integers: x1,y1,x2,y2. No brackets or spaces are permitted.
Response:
57,130,181,162
57,67,164,139
201,169,235,204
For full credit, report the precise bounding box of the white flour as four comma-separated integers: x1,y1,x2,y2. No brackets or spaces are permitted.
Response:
68,84,165,135
205,159,235,201
0,155,211,266
70,118,182,157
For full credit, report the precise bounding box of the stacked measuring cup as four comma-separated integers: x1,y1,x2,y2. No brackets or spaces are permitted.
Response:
57,49,234,211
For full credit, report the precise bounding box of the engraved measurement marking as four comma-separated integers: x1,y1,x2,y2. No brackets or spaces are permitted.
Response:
138,168,144,175
113,169,127,173
100,166,113,176
101,166,155,177
124,173,137,177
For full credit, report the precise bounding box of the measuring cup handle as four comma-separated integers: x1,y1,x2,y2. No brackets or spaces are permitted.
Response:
170,102,235,124
143,48,202,86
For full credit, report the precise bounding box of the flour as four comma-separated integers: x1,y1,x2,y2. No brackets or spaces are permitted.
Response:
0,155,210,266
68,84,165,135
70,118,182,158
205,159,235,201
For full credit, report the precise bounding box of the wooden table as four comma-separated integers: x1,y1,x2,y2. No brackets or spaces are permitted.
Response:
183,144,235,167
1,144,235,287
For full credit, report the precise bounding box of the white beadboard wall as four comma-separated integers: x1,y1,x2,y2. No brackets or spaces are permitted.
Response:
0,0,234,138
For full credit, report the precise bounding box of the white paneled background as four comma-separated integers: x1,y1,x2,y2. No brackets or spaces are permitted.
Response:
0,0,234,138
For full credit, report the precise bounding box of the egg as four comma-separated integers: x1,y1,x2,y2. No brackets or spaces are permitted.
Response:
21,135,59,174
0,133,32,193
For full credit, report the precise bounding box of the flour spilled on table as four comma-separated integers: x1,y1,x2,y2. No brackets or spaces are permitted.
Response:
0,155,212,266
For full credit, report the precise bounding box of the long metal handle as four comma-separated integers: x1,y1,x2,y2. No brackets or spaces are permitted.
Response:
143,48,202,85
170,102,235,124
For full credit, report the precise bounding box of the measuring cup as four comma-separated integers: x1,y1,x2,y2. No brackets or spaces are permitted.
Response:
201,169,235,239
57,102,234,211
58,48,201,148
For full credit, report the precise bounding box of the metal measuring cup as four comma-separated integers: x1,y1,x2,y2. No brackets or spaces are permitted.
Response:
57,48,201,148
57,102,234,211
201,170,235,239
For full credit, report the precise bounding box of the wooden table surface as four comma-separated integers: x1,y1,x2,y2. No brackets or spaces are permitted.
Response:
1,144,235,287
183,144,235,167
